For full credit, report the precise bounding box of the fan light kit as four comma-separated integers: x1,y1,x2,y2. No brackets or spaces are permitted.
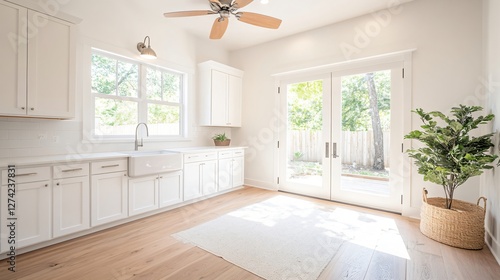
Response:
137,36,157,59
164,0,282,39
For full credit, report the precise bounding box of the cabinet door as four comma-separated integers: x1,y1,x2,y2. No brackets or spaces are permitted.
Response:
0,2,27,116
218,158,232,192
27,10,74,118
1,181,51,251
232,156,245,188
128,176,159,216
53,176,90,238
91,172,128,227
183,163,202,201
211,70,228,126
227,75,242,127
202,160,218,195
159,171,183,208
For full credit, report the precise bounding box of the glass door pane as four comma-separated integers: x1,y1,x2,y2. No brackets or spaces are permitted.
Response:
331,68,403,213
340,70,391,195
279,75,331,199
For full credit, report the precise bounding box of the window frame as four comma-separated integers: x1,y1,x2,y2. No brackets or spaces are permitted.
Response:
89,48,187,141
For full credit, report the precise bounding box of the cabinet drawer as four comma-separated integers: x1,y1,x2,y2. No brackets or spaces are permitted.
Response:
2,166,50,185
53,163,89,179
91,159,127,175
184,152,218,163
218,149,245,159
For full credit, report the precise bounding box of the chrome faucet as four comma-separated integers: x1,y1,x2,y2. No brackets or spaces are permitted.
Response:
134,123,149,151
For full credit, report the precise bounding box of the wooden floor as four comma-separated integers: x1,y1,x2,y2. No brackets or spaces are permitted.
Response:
1,187,499,280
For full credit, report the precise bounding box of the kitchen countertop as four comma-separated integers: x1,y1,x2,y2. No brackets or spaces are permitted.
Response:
0,146,246,168
165,146,246,153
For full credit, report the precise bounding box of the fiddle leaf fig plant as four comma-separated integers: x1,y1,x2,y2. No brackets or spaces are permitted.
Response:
404,105,498,209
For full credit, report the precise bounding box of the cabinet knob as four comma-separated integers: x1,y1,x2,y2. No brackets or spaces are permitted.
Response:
21,107,25,110
57,183,60,186
44,184,48,187
30,108,35,111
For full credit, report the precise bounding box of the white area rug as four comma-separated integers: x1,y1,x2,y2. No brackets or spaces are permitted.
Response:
173,195,379,280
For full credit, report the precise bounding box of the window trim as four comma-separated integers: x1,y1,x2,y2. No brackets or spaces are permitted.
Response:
88,48,188,142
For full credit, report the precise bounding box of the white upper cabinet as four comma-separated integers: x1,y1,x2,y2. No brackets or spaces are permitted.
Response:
198,60,244,127
0,1,75,119
0,1,27,116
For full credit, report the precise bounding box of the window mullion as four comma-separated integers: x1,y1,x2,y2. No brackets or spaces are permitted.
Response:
115,60,119,96
139,64,148,124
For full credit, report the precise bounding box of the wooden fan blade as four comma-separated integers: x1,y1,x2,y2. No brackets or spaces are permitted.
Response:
237,12,282,29
164,10,214,17
210,17,229,39
233,0,253,9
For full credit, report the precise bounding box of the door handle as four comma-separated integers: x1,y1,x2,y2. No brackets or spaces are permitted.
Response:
325,142,329,158
332,143,339,158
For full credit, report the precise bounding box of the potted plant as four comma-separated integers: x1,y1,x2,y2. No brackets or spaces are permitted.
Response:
212,133,231,146
404,105,498,249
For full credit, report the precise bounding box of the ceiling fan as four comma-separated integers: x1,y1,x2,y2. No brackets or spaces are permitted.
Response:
163,0,282,39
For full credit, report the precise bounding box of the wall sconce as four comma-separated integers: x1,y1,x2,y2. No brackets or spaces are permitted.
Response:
137,36,157,59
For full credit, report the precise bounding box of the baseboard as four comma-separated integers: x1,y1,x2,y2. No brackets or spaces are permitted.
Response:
485,228,500,265
244,178,278,191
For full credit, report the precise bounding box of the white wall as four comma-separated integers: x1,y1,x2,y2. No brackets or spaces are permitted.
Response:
0,0,231,159
482,0,500,264
229,0,484,217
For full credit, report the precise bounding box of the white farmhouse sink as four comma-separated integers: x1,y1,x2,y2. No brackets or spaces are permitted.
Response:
123,150,182,177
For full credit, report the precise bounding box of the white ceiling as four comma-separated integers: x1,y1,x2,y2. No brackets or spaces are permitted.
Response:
137,0,414,51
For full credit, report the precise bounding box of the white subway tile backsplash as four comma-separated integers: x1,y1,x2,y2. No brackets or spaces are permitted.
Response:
7,148,33,158
0,149,11,158
29,147,70,157
0,139,10,149
8,130,37,140
0,130,8,140
0,119,85,158
9,139,41,149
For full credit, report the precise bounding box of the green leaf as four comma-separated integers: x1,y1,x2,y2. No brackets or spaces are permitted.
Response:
404,104,498,201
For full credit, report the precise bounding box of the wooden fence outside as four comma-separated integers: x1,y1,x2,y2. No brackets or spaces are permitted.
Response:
287,130,390,168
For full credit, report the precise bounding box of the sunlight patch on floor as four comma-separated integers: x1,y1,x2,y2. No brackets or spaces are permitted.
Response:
226,195,410,262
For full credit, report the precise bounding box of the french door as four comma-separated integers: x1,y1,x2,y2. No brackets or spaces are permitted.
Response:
278,64,404,213
278,74,332,199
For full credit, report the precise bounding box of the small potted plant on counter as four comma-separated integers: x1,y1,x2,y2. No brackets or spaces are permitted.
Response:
212,133,231,146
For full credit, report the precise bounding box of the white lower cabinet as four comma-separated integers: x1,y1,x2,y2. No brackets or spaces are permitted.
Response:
232,156,244,187
1,181,51,251
128,176,159,216
53,176,90,238
0,148,244,254
53,163,90,238
91,171,128,227
0,166,52,251
128,170,183,216
159,171,183,208
218,149,245,191
184,159,217,201
90,159,128,227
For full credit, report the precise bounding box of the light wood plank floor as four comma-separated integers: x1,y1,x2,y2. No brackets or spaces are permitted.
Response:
1,187,499,280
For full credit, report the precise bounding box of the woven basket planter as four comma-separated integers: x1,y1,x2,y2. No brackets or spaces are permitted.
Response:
420,188,487,250
214,139,231,146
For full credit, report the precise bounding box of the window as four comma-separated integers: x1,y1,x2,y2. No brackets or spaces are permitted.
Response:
90,49,185,139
